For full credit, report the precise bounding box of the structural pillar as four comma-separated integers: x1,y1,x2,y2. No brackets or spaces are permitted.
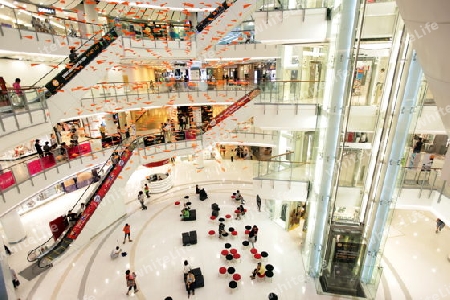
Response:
308,0,360,277
0,210,26,244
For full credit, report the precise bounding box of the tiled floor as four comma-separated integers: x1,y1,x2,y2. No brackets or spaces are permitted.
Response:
2,159,450,300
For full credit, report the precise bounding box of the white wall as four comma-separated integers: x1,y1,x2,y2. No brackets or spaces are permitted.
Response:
0,59,64,87
347,106,378,132
253,104,318,130
415,105,447,134
361,2,398,39
254,8,328,44
253,179,308,201
0,120,52,153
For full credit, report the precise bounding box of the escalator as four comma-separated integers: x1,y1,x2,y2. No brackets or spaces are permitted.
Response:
40,27,121,124
28,90,259,268
44,27,118,95
196,0,262,54
203,88,260,147
31,139,135,268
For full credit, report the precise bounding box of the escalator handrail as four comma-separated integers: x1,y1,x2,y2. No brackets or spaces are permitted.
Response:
30,26,116,89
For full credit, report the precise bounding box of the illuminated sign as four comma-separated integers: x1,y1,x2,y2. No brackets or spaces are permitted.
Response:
37,6,56,15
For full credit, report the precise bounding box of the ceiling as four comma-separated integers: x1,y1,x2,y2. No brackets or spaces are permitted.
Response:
396,0,450,133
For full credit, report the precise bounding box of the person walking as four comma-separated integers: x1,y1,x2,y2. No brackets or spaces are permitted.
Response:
138,191,147,210
12,78,26,106
69,48,78,63
256,194,262,212
125,270,139,295
144,184,150,198
123,224,132,244
409,137,423,168
436,218,445,233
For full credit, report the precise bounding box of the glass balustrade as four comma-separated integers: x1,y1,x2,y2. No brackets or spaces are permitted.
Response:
0,87,48,131
80,80,325,106
254,159,314,181
0,133,200,197
259,0,331,11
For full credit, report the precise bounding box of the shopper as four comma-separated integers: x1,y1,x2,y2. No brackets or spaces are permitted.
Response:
218,222,226,238
409,137,423,168
257,194,262,212
69,48,78,63
125,270,139,295
144,184,150,198
4,245,12,255
183,260,191,274
185,270,196,298
123,224,132,244
10,268,19,288
250,262,265,280
110,246,122,259
138,191,147,210
43,141,52,156
35,139,44,157
12,78,26,106
436,218,445,233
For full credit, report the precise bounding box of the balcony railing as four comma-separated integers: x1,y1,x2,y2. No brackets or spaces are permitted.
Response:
0,87,48,133
80,80,325,107
254,159,314,182
0,132,200,199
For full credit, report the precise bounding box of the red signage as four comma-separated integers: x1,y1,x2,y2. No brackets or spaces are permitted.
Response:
67,148,133,239
0,171,15,191
143,159,170,168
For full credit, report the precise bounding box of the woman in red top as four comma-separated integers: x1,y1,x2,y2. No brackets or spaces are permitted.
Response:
123,224,132,244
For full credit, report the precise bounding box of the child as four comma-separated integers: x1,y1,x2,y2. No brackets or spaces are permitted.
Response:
144,184,150,198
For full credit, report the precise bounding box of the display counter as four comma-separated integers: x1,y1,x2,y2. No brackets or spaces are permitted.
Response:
144,172,173,194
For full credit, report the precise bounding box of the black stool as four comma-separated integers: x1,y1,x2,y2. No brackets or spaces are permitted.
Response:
226,254,233,263
219,217,226,222
265,270,274,282
229,280,238,292
227,266,235,275
266,264,274,272
245,225,252,230
228,227,235,233
225,243,232,249
261,251,269,261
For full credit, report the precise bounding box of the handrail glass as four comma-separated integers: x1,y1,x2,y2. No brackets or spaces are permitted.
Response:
254,159,314,181
0,130,200,197
259,0,331,11
79,80,325,106
0,87,48,132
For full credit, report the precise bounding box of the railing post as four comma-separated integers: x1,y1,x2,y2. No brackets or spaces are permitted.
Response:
437,180,446,203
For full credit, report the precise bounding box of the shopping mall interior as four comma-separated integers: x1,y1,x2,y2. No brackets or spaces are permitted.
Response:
0,0,449,299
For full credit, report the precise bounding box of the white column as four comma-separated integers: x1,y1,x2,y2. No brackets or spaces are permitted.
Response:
0,210,26,243
103,114,117,136
194,151,204,169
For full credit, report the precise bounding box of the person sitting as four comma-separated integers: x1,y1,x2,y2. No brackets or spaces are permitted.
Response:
218,222,227,238
195,184,200,194
235,190,242,201
185,270,196,297
239,204,246,216
250,262,265,279
110,246,122,259
180,208,190,220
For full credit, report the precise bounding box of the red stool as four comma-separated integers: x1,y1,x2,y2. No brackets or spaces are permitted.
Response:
225,214,232,219
231,231,238,237
233,273,241,281
257,272,266,282
175,201,180,206
221,249,229,257
254,253,262,262
230,248,238,255
219,266,227,278
250,248,258,255
245,230,250,235
210,215,217,221
233,253,241,263
208,230,216,237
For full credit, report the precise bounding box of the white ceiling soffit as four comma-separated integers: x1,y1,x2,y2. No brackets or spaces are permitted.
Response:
396,0,450,133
